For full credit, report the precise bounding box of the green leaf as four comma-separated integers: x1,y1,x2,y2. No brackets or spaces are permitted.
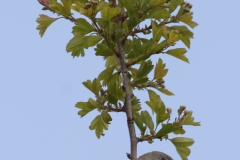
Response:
170,137,195,160
154,59,168,79
106,80,123,105
129,68,138,80
96,1,107,11
145,89,161,113
88,98,103,109
150,0,167,6
66,35,102,57
75,98,100,117
166,48,189,63
48,2,68,16
72,18,94,36
101,6,121,22
173,128,186,135
105,56,119,67
107,94,118,105
82,79,101,96
98,66,115,86
142,8,170,20
158,88,174,96
135,55,151,64
167,30,181,44
136,60,154,79
95,43,115,56
154,97,169,127
127,16,139,31
171,137,194,147
156,112,170,127
147,89,161,103
160,24,168,39
178,12,198,29
152,22,162,43
168,26,194,49
89,115,108,138
101,111,112,124
133,78,149,85
155,123,179,137
36,14,59,37
116,86,125,101
181,111,201,126
141,111,154,131
105,22,119,39
113,29,124,43
61,0,72,16
131,96,140,106
145,101,156,114
127,38,142,59
134,113,147,134
109,72,121,84
107,80,118,95
132,104,142,113
168,0,184,13
118,0,136,16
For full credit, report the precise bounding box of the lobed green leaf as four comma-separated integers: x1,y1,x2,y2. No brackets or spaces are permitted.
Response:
166,48,189,63
82,79,101,96
181,111,201,126
101,111,112,124
75,98,101,117
155,123,179,137
101,5,121,22
154,59,168,79
72,18,94,36
95,43,115,56
66,35,102,57
136,60,154,79
36,14,59,37
98,66,115,86
168,25,194,49
89,115,108,139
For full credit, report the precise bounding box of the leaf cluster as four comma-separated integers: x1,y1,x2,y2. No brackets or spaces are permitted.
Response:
36,0,200,159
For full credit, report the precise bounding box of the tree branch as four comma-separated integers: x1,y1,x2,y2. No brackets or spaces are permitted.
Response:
116,16,138,159
126,43,174,68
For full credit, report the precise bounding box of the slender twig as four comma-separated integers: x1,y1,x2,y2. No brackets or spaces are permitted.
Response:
116,14,138,159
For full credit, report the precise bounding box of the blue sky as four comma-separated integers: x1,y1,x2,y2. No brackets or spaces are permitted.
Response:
1,1,240,160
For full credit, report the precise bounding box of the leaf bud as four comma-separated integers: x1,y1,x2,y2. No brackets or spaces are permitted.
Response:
178,105,186,115
38,0,49,6
184,110,189,116
186,3,193,9
184,8,191,13
148,138,153,144
166,107,172,114
180,105,186,110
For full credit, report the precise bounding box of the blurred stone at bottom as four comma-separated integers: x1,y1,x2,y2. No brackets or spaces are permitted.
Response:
136,151,173,160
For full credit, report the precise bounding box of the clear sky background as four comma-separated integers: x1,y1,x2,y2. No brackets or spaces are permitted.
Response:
1,1,240,160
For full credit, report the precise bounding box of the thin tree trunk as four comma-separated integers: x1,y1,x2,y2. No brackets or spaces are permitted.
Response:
117,28,138,159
